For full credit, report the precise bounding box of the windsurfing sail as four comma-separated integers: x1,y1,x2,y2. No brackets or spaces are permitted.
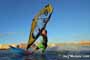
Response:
26,4,53,50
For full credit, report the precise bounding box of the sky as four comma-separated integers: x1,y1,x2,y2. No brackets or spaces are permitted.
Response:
0,0,90,44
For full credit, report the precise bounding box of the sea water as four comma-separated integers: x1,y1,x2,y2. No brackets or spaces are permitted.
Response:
0,46,90,60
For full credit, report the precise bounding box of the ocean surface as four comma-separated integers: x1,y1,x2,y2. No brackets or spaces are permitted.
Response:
0,46,90,60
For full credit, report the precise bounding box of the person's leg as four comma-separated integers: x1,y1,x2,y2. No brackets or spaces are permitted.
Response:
42,48,46,53
42,43,47,53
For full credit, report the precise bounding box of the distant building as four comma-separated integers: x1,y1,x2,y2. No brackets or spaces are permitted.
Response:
18,43,27,49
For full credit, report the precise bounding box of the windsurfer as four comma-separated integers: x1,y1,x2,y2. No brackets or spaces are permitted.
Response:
32,29,48,54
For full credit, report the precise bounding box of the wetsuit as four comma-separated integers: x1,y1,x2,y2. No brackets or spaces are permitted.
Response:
36,34,48,53
32,29,48,53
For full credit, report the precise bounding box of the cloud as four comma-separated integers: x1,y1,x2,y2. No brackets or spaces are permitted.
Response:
48,33,90,43
71,33,90,40
0,32,25,37
0,34,3,36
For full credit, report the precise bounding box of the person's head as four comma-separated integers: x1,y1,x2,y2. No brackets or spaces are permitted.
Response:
41,29,47,36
